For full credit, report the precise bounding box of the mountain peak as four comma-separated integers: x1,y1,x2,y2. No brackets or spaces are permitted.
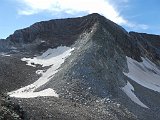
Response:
5,13,121,45
85,13,103,18
4,13,104,50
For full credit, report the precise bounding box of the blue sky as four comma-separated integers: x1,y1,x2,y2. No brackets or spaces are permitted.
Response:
0,0,160,39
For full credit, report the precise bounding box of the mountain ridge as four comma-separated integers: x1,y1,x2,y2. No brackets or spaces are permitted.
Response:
1,13,159,63
0,13,160,120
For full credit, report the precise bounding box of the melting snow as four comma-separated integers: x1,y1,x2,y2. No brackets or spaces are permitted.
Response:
36,70,44,75
1,53,11,57
21,46,73,67
122,81,148,108
9,88,58,98
8,46,74,98
124,57,160,93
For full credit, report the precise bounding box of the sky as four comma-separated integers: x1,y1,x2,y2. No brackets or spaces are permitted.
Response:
0,0,160,39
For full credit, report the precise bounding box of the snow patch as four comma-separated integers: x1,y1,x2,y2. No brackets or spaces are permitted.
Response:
122,81,148,108
9,88,58,98
21,46,72,67
1,53,11,57
36,70,44,75
8,46,74,98
11,46,17,50
124,57,160,92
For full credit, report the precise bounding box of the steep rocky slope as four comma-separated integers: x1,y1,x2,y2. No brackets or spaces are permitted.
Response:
0,13,160,120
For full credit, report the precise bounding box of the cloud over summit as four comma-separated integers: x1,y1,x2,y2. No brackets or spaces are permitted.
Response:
17,0,127,25
16,0,148,30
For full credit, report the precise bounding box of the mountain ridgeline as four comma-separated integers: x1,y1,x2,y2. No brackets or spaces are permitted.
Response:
0,13,160,120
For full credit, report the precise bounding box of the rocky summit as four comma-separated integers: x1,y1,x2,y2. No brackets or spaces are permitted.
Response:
0,13,160,120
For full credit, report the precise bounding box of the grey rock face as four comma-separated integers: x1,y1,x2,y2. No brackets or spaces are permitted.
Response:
129,32,160,64
0,13,160,120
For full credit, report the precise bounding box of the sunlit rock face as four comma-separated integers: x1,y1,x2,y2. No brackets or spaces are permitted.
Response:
0,13,160,120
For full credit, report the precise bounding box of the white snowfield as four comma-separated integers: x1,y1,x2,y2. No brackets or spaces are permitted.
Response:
124,57,160,92
122,81,148,108
8,46,74,98
123,56,160,108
